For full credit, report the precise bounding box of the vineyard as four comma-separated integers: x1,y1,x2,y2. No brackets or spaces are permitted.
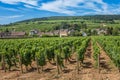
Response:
0,37,120,80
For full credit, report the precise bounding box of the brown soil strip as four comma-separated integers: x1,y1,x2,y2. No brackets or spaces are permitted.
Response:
96,42,120,80
97,42,117,73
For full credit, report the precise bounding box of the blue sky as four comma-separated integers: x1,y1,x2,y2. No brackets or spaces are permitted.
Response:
0,0,120,24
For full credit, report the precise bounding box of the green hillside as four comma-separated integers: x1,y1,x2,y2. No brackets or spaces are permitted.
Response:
0,15,120,34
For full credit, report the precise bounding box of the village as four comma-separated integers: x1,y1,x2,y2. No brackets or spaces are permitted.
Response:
0,27,109,38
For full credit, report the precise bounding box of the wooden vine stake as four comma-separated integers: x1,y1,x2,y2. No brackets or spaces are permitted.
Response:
41,66,44,72
76,53,80,74
98,53,100,73
118,68,120,73
35,56,40,73
1,54,6,72
56,55,60,74
18,54,23,73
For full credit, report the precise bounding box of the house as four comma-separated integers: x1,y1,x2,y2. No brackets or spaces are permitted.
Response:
101,23,107,27
11,32,26,37
0,32,11,38
37,32,44,37
97,28,107,35
53,30,60,35
0,32,4,38
93,28,107,35
82,32,87,36
29,29,39,36
0,31,26,38
68,29,75,36
43,32,54,36
37,32,54,37
59,29,68,37
0,32,3,37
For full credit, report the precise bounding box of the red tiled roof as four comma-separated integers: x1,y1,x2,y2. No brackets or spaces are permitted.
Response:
11,32,26,36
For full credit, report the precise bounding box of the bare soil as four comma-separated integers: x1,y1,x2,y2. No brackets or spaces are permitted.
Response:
0,41,120,80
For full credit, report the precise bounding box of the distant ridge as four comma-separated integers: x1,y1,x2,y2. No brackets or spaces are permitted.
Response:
16,14,120,23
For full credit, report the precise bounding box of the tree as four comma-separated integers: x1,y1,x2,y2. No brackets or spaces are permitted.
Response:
92,30,97,35
86,29,92,36
5,28,9,33
107,27,113,35
112,28,119,36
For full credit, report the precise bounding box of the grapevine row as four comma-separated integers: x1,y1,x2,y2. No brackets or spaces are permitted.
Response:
0,37,89,74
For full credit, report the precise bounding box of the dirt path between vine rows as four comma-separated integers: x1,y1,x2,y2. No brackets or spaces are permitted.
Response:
97,42,120,80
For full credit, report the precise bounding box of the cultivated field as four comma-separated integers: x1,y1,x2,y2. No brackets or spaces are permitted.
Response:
0,36,120,80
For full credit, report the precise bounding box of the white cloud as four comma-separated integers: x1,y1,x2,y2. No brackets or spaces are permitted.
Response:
39,0,110,15
39,0,76,15
38,0,120,15
0,6,19,11
24,4,35,8
0,0,38,6
8,15,24,18
0,15,24,19
39,0,84,15
0,0,120,15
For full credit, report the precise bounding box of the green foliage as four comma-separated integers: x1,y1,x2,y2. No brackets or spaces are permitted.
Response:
46,46,55,61
36,48,46,66
20,48,32,66
0,37,89,72
0,36,120,72
94,36,120,69
62,46,71,59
